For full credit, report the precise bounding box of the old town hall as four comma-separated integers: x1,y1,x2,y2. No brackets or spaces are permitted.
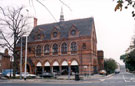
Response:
17,9,104,75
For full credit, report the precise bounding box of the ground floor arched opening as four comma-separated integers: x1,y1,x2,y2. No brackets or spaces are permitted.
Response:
53,61,60,74
71,60,79,74
61,61,68,75
44,61,51,73
36,62,42,75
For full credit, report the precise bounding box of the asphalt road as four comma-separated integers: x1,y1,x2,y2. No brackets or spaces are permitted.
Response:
0,66,135,86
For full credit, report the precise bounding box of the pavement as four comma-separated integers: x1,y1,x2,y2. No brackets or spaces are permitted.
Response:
0,74,114,84
1,66,135,86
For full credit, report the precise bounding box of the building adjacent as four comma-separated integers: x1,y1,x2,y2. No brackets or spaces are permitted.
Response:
0,49,11,72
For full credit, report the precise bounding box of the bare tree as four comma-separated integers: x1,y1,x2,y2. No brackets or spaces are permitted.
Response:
0,6,31,77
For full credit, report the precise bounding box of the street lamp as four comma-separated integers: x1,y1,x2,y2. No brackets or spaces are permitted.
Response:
24,36,28,80
20,37,23,80
68,60,71,80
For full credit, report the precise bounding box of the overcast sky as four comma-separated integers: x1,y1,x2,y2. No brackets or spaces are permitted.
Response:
1,0,135,64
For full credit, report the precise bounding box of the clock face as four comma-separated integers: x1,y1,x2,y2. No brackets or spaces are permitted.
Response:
53,32,57,37
71,30,76,35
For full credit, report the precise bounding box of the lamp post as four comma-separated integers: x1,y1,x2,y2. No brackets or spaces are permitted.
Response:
68,60,71,80
20,37,22,80
24,36,28,80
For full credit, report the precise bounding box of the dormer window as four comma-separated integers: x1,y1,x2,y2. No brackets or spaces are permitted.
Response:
71,30,76,36
37,34,41,39
53,32,57,37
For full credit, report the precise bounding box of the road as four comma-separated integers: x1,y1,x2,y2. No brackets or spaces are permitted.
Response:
0,65,135,86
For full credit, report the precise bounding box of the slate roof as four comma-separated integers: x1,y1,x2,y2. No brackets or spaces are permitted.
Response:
28,17,94,42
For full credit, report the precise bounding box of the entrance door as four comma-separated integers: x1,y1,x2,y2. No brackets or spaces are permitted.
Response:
71,66,79,73
53,66,60,74
36,67,42,75
61,66,68,75
44,67,50,72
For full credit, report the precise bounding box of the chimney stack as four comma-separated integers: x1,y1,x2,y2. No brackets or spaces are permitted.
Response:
4,48,8,56
34,17,37,27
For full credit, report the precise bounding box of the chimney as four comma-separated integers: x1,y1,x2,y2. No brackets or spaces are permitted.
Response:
34,17,37,27
4,48,8,56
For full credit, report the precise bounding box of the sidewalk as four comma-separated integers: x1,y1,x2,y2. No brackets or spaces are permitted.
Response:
0,74,113,84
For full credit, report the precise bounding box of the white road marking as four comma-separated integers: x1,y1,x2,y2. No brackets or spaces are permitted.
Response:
123,74,131,82
100,79,105,81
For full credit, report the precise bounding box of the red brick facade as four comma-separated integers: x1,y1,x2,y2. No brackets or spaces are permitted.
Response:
0,49,11,72
17,17,102,75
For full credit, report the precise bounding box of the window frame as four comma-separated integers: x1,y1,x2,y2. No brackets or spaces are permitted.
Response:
71,42,77,54
35,45,42,57
44,44,50,55
52,44,58,55
61,43,67,54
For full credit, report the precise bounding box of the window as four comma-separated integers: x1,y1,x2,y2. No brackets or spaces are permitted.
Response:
71,42,77,54
53,44,58,55
44,44,50,55
71,30,76,36
53,32,57,37
36,45,42,56
37,34,41,39
61,43,67,54
82,43,86,49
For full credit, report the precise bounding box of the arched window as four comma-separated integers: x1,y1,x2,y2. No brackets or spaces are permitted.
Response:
36,45,42,56
44,44,50,55
53,44,58,55
71,42,77,54
61,43,67,54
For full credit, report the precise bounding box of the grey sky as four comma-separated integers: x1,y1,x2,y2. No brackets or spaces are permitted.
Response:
0,0,135,64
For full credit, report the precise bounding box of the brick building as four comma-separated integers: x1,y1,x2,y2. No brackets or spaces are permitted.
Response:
17,12,104,75
97,50,104,71
0,49,11,72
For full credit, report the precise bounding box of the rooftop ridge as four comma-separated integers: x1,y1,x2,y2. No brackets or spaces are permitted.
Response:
35,17,93,28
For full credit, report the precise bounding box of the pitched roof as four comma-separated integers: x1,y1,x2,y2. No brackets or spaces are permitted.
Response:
28,17,94,42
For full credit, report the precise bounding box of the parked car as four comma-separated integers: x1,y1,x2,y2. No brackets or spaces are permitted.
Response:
22,72,36,78
2,69,19,78
115,69,120,74
6,72,20,77
40,72,53,78
99,70,106,75
2,69,13,76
